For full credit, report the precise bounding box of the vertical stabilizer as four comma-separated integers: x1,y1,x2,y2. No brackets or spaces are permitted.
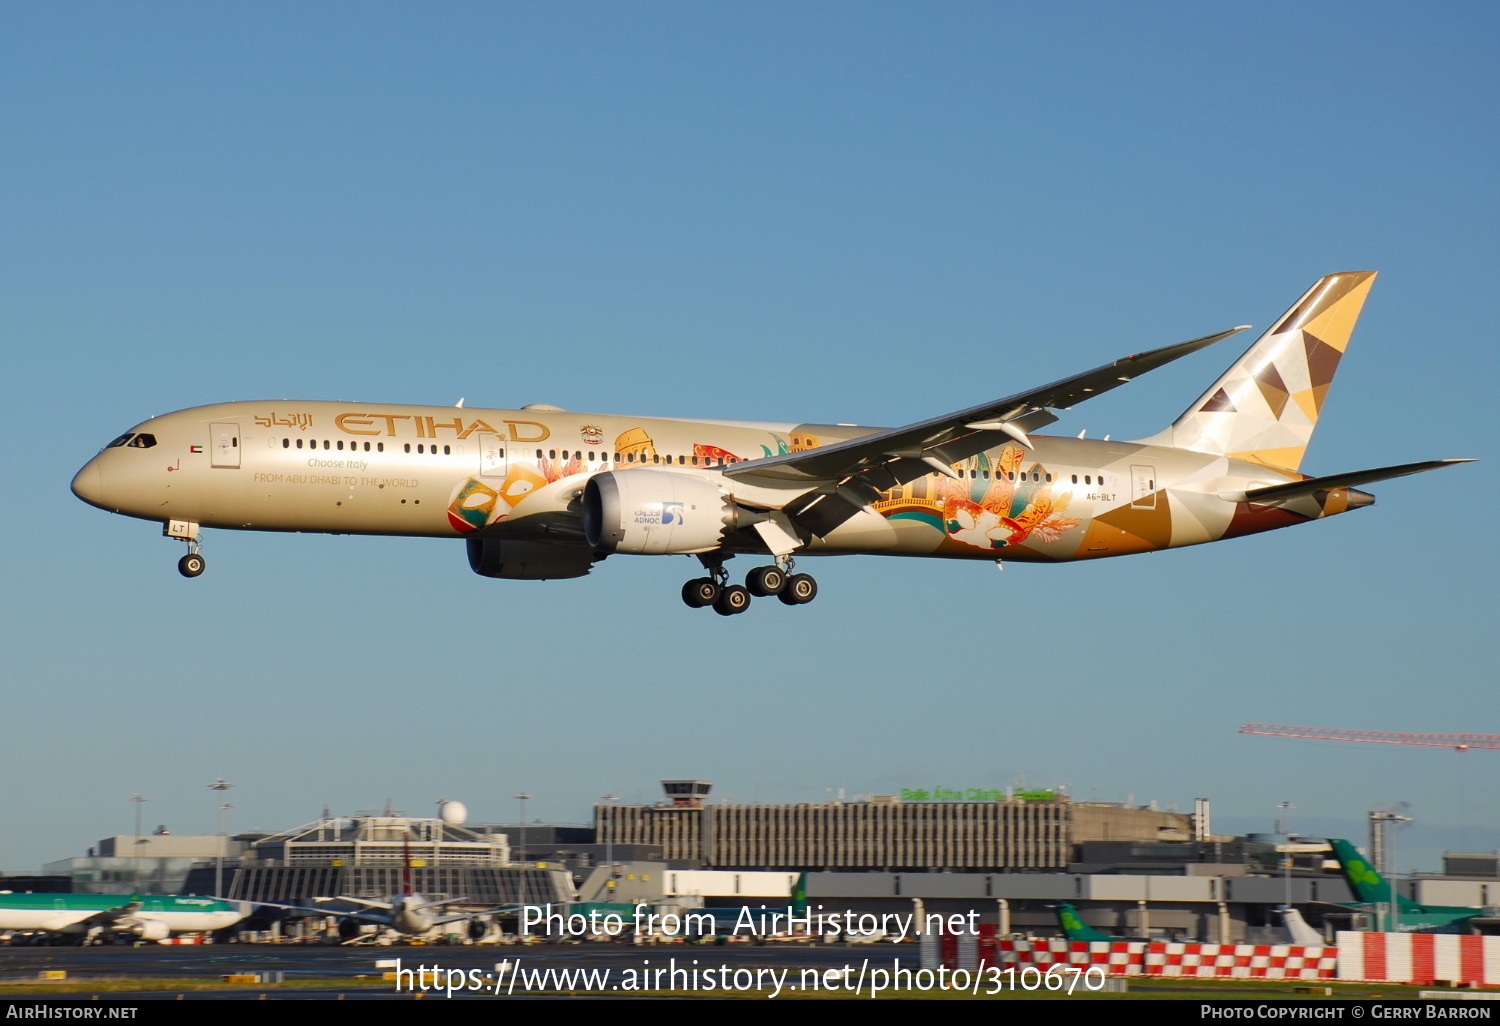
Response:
791,873,807,915
1056,901,1118,942
1162,272,1376,471
1328,838,1414,910
1277,907,1324,947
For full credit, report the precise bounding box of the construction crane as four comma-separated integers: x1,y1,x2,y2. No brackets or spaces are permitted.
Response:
1239,724,1500,752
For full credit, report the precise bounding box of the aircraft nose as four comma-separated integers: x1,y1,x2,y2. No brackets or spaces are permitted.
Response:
71,460,108,509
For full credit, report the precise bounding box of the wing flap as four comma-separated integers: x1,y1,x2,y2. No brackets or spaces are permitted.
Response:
38,911,99,931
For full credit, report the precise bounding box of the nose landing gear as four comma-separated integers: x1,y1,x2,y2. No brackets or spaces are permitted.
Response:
165,520,205,578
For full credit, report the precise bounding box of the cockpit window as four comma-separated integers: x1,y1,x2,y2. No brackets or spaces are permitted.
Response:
126,433,157,448
106,433,134,448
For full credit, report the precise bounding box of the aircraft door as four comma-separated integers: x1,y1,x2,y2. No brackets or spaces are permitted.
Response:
447,432,514,534
1130,465,1157,509
210,423,241,468
477,432,506,479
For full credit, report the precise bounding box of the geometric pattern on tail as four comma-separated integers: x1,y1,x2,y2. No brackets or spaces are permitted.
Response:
1168,271,1376,472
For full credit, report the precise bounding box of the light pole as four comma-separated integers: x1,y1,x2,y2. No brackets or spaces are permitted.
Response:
513,793,532,862
600,794,619,900
1367,806,1410,933
1388,829,1400,934
1277,801,1294,908
130,794,148,893
210,779,235,897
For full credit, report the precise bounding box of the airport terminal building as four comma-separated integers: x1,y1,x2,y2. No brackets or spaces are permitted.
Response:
595,781,1194,872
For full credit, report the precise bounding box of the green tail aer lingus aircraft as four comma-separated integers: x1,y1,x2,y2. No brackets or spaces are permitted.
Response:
1328,839,1488,933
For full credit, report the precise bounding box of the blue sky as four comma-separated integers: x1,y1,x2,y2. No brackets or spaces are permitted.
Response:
3,2,1496,876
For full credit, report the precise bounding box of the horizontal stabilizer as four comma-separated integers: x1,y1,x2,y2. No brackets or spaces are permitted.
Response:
1226,459,1474,506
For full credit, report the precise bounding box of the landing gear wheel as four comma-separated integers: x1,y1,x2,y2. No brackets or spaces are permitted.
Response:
682,578,720,608
178,553,206,578
778,573,817,605
713,584,751,616
746,565,786,597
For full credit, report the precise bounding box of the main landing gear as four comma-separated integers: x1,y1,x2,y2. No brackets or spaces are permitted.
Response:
682,556,817,615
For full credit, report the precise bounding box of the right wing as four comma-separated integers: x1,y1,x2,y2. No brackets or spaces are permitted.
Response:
724,326,1248,534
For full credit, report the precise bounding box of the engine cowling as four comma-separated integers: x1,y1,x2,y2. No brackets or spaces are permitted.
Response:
134,920,171,941
466,538,597,580
583,470,734,555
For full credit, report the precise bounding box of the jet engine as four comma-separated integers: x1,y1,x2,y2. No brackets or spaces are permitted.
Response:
134,920,171,941
583,470,735,555
466,538,596,580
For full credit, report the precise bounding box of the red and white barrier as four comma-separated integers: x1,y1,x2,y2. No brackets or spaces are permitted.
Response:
1337,932,1500,986
933,926,1336,980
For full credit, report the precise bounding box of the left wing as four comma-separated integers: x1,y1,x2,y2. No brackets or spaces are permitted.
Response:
36,901,145,935
724,326,1247,532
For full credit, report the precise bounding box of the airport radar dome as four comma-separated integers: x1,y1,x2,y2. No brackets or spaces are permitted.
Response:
437,799,468,825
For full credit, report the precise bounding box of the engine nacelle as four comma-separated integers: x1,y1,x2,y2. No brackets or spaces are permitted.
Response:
134,920,171,941
466,538,597,580
583,470,734,555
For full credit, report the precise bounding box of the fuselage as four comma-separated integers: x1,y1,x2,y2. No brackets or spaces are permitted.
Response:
0,893,245,935
72,399,1372,565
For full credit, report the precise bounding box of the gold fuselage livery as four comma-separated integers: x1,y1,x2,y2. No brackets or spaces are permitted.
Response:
72,273,1470,615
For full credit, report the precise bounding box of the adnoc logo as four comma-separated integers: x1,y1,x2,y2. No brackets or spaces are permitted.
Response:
662,502,686,526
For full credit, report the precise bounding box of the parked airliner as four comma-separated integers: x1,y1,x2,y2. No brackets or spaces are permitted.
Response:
0,893,246,943
73,272,1470,614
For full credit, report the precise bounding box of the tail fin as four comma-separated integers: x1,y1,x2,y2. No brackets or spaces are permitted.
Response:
1328,838,1419,912
1276,906,1324,946
1160,272,1377,472
1056,901,1117,942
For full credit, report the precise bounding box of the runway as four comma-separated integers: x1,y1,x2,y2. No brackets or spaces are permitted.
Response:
0,942,907,999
